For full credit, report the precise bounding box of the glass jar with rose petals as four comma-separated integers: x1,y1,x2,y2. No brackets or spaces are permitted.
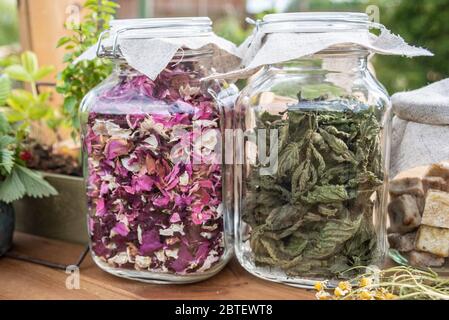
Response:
80,18,236,283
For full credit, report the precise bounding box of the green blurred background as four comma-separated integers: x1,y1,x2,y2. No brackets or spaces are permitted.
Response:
0,0,18,46
1,0,447,94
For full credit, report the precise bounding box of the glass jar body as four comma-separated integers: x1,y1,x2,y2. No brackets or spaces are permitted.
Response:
234,48,391,287
80,54,233,283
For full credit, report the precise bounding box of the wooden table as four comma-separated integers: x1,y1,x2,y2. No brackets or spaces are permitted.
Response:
0,233,315,300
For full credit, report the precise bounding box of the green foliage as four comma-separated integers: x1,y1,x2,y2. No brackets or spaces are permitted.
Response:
214,15,251,46
0,54,20,69
214,9,276,46
285,0,446,93
56,0,119,135
0,164,58,203
0,75,10,106
0,125,15,176
0,111,57,203
5,51,55,84
372,0,449,92
0,0,19,46
2,51,58,131
0,53,58,203
287,0,367,11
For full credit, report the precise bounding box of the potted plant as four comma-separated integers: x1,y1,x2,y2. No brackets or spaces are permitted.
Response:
2,1,119,244
0,73,57,256
0,49,82,243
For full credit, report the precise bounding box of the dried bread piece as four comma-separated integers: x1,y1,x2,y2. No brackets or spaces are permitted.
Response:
388,194,422,234
409,250,445,268
421,189,449,229
388,232,416,252
389,177,424,198
422,176,448,193
415,225,449,257
425,162,449,181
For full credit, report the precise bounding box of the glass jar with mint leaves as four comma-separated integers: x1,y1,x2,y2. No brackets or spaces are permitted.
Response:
79,18,237,283
234,13,392,287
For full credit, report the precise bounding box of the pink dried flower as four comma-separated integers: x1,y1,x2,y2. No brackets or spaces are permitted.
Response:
171,244,194,272
104,139,130,159
100,182,109,195
112,222,129,237
191,204,213,225
139,229,163,255
153,195,170,207
134,174,154,192
84,65,224,276
96,198,107,217
170,212,181,223
198,180,214,189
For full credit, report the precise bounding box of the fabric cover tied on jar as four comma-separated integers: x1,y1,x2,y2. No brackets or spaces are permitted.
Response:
75,19,241,80
390,78,449,178
206,13,433,81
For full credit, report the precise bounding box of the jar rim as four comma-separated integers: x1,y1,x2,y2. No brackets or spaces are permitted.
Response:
109,17,213,38
97,17,213,58
261,12,371,34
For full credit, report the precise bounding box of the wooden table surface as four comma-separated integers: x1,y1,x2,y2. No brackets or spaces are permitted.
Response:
0,233,315,300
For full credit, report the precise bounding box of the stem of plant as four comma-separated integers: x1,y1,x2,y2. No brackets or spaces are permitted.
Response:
30,81,37,97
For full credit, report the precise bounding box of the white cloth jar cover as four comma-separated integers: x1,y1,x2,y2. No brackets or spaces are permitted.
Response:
390,79,449,178
208,12,433,80
75,17,241,80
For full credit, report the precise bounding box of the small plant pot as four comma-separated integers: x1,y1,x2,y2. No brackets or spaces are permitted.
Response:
0,201,14,257
13,172,87,244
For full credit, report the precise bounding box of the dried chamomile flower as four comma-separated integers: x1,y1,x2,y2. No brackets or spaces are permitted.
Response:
358,290,374,300
338,281,352,292
314,281,327,291
334,286,349,298
359,277,372,288
315,291,332,300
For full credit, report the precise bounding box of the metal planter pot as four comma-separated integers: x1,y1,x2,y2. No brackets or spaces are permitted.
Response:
0,201,14,256
13,172,87,244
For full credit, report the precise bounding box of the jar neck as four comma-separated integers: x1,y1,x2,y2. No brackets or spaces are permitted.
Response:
267,46,369,75
112,48,214,77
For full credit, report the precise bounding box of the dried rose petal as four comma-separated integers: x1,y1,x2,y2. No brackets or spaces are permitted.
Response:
96,198,107,217
170,244,194,272
134,175,153,192
153,195,170,207
139,229,164,255
104,139,130,159
84,64,224,276
170,212,181,223
111,222,129,237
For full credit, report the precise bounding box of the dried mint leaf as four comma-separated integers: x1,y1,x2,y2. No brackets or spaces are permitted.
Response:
244,97,384,279
301,185,350,204
303,215,363,259
265,204,305,231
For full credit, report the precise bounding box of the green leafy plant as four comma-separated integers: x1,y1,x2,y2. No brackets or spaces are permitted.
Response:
56,0,119,135
0,53,20,69
0,87,57,203
2,51,58,131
